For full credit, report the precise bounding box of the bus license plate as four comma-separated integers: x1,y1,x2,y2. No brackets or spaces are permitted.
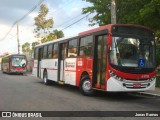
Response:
133,83,141,88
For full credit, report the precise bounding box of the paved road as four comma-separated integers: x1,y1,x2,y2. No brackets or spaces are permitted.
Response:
0,72,160,120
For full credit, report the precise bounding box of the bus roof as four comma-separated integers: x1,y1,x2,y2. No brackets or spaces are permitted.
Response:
2,54,26,58
79,25,111,36
35,24,154,48
79,24,154,36
35,35,78,48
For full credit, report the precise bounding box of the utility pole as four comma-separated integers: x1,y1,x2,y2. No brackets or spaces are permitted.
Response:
17,21,20,54
111,0,116,24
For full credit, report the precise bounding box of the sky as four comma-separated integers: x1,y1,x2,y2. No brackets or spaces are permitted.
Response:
0,0,98,55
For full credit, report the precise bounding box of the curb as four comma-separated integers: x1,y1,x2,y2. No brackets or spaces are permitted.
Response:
138,92,160,97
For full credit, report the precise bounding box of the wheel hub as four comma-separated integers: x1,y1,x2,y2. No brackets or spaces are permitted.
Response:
82,80,91,91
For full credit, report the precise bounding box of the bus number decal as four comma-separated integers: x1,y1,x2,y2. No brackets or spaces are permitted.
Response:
78,61,83,66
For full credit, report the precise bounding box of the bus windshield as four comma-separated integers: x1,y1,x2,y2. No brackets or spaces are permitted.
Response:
110,36,155,68
12,56,26,68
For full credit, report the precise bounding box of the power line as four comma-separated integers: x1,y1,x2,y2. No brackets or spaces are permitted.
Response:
17,0,45,22
20,0,75,31
20,10,90,40
0,0,45,42
52,13,83,29
60,13,91,31
1,0,91,43
0,22,17,41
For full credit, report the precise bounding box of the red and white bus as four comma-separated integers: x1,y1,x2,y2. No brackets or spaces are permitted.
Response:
32,24,156,95
1,54,27,74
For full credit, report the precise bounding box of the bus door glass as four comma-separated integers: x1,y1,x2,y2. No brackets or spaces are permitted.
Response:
59,43,67,81
37,47,43,77
93,35,107,88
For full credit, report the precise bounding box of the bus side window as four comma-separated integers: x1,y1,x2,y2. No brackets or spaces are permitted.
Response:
79,35,93,57
35,48,38,60
43,46,48,59
48,44,53,59
61,43,67,60
53,43,58,59
68,39,78,57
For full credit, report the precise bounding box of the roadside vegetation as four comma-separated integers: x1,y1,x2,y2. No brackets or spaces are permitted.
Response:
156,68,160,87
156,46,160,87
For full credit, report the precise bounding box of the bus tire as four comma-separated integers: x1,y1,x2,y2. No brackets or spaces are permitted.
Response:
43,71,50,85
79,75,94,96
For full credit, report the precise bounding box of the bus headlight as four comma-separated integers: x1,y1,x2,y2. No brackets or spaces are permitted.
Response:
109,70,124,81
149,76,156,82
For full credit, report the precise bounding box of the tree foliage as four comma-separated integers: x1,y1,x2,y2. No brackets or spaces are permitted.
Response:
156,48,160,66
3,52,11,56
82,0,160,38
22,42,31,54
41,33,57,43
40,30,64,43
33,4,64,45
31,41,40,52
53,29,64,39
83,0,160,66
34,4,56,42
34,4,53,36
156,42,160,66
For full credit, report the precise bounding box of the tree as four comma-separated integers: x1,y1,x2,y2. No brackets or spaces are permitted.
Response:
156,47,160,66
39,30,64,43
34,4,65,44
34,4,55,42
156,38,160,66
83,0,160,66
31,41,40,52
3,52,11,56
82,0,110,26
22,42,31,54
41,33,57,43
82,0,160,38
53,29,64,39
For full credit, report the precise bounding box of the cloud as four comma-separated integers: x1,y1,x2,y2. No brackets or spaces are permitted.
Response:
0,0,96,55
0,0,39,10
0,0,41,24
71,8,79,12
0,24,18,55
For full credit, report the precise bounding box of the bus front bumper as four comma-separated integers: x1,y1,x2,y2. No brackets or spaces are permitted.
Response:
10,69,26,73
106,77,156,92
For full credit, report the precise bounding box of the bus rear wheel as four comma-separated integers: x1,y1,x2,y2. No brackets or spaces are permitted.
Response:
79,75,94,96
43,71,50,85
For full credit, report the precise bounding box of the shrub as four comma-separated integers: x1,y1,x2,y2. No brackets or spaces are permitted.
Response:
156,76,160,87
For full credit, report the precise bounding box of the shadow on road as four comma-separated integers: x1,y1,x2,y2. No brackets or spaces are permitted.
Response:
35,80,158,101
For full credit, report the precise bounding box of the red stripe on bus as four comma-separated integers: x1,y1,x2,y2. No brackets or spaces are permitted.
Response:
39,68,76,72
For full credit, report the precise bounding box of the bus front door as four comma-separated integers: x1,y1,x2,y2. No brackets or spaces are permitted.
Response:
37,48,43,78
58,43,67,82
93,35,107,89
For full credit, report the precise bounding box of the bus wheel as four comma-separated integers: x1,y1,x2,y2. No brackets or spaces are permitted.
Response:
43,71,50,85
79,75,94,96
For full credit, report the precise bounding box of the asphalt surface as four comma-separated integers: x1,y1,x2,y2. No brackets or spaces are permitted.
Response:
0,72,160,120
